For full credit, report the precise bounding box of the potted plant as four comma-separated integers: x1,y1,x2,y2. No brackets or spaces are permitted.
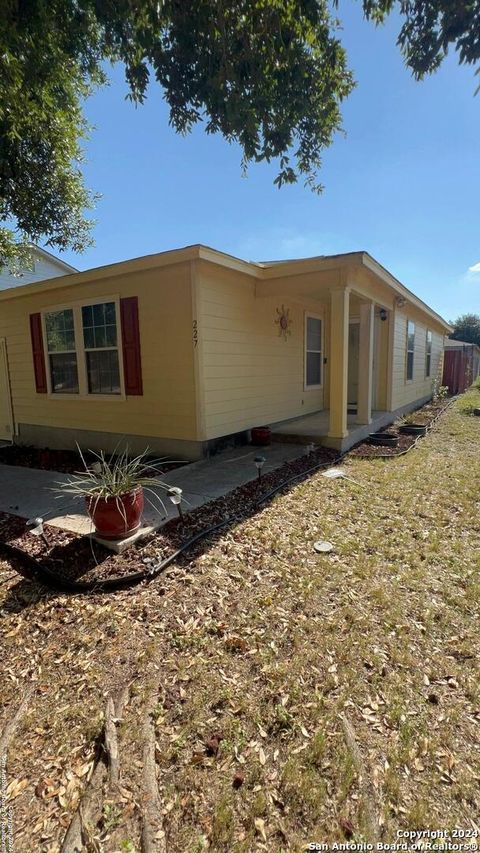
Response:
39,447,54,469
398,413,427,436
251,426,272,446
58,447,171,541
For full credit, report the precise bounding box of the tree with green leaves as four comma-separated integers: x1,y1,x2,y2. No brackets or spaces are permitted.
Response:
449,314,480,346
360,1,480,79
1,0,479,267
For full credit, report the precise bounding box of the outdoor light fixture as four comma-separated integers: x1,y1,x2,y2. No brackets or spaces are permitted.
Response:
167,486,183,517
379,308,388,322
254,455,266,479
26,517,49,547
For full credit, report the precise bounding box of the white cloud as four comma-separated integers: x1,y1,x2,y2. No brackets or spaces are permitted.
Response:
468,262,480,274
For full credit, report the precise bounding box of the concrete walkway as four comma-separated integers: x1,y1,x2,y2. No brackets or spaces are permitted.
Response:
0,443,307,536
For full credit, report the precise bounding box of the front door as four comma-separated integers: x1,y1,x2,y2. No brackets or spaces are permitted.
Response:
347,321,360,407
0,338,13,440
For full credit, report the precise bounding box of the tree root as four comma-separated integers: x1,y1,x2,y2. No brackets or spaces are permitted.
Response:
141,685,165,853
59,749,106,853
104,684,130,790
60,683,131,853
0,685,34,760
340,712,380,842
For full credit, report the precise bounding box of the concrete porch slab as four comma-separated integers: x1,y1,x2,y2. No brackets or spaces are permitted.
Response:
270,395,435,452
270,409,391,451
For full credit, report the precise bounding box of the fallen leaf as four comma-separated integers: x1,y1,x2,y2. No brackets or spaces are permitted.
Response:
255,817,267,841
6,778,29,800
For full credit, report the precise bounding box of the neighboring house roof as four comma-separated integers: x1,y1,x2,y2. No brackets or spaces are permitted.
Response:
30,245,78,273
0,244,78,291
0,243,451,331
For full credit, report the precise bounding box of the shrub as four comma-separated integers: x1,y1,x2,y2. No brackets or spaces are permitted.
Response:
432,380,449,403
56,445,173,516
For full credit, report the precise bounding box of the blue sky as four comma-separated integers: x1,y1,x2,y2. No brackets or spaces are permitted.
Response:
57,3,479,322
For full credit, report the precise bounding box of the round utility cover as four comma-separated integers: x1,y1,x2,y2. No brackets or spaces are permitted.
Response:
314,540,334,553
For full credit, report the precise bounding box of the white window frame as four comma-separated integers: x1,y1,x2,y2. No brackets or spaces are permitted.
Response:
406,319,415,383
304,312,323,390
41,296,126,401
425,329,432,378
44,306,79,395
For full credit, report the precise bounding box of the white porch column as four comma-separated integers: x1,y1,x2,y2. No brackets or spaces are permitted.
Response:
356,301,375,425
328,286,350,440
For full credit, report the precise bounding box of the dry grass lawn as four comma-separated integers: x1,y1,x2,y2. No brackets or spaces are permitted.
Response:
0,391,479,851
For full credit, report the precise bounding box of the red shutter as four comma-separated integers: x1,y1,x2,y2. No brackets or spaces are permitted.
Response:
120,296,143,395
30,313,47,393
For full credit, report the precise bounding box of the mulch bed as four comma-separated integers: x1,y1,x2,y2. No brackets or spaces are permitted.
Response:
0,444,185,475
0,444,82,473
347,399,450,458
0,445,338,588
348,432,417,458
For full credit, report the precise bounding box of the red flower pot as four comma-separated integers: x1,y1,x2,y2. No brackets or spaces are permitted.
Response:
86,486,144,540
39,449,53,469
251,426,271,446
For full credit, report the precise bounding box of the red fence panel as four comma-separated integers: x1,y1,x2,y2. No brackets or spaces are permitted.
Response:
443,349,471,394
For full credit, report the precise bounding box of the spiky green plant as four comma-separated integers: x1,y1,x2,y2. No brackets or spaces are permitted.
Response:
56,444,179,519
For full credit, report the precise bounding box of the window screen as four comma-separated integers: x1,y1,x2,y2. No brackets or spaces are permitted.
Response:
82,302,120,394
45,309,79,393
406,320,415,381
426,330,432,377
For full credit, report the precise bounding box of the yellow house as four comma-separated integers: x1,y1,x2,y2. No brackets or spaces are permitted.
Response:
0,245,450,458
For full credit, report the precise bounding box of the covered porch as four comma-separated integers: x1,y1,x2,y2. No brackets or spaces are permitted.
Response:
256,255,396,451
324,288,390,450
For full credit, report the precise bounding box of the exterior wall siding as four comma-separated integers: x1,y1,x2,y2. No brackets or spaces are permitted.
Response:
0,262,198,447
0,248,450,457
196,262,326,440
391,310,444,410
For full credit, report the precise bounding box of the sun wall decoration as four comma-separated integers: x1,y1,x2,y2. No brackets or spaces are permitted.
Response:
275,305,292,340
